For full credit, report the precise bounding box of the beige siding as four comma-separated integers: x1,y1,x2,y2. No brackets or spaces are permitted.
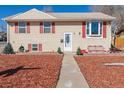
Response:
8,21,111,52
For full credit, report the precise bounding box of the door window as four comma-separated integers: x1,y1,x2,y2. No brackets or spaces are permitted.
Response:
65,34,70,47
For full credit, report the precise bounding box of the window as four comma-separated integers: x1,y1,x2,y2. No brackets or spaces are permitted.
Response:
32,44,38,51
19,22,26,33
91,22,99,35
86,21,102,37
44,22,51,33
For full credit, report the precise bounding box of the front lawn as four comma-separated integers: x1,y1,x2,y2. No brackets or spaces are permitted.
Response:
74,55,124,88
0,54,63,88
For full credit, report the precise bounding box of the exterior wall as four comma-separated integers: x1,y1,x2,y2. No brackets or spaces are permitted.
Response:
8,21,111,52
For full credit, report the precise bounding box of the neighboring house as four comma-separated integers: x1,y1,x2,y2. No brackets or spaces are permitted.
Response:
3,8,115,52
0,31,7,53
0,31,7,42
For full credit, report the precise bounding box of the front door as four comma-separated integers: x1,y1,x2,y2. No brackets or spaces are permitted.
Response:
64,32,72,51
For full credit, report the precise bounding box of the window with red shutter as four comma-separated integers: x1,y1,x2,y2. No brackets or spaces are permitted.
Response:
43,22,51,33
18,22,26,33
86,21,103,37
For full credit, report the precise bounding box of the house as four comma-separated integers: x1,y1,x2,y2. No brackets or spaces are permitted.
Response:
3,8,115,52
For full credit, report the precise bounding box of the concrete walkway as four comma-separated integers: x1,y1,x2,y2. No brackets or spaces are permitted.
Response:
104,63,124,66
57,54,89,88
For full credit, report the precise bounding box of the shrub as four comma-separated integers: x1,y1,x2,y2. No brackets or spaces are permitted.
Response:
19,45,25,52
3,42,15,54
57,47,63,54
76,47,83,55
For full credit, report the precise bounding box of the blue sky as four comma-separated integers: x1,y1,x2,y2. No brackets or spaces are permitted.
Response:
0,5,92,31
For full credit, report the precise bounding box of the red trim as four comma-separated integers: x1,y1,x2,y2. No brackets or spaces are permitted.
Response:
27,22,30,33
39,44,42,51
40,22,43,33
15,22,18,33
82,21,86,38
28,44,32,51
52,22,55,33
103,22,107,38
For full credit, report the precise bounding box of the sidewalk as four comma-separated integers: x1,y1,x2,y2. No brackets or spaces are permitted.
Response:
56,54,89,88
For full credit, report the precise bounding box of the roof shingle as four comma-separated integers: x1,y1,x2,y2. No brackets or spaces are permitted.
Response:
3,8,116,21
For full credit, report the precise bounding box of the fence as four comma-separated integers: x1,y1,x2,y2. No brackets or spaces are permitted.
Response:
114,37,124,49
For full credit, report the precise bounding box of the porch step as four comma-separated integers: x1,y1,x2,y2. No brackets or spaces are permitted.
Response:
88,45,106,53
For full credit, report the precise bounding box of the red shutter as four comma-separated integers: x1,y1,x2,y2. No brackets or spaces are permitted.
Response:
52,22,55,33
40,22,43,33
103,22,107,38
15,22,18,33
82,21,86,38
28,44,32,51
39,44,42,51
27,22,30,33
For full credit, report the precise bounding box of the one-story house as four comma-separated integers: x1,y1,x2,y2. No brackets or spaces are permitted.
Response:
3,8,115,52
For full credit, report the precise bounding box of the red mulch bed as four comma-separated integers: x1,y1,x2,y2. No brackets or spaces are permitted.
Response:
0,54,63,88
74,56,124,88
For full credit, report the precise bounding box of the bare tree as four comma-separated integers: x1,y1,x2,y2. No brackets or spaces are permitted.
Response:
92,5,124,32
92,5,124,46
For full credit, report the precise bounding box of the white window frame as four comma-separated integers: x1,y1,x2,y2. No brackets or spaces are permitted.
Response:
32,44,38,51
18,22,27,33
43,22,52,33
86,21,103,38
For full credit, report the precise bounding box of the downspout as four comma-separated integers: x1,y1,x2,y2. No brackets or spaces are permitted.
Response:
7,22,10,43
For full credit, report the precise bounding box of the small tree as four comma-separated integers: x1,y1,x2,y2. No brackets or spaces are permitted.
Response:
57,47,63,54
76,47,82,55
3,42,15,54
19,45,25,52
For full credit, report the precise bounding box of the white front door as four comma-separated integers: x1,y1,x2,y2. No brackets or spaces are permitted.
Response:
64,32,72,51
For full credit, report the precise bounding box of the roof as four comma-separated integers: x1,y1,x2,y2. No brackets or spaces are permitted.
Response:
49,12,115,20
3,8,116,22
4,8,56,21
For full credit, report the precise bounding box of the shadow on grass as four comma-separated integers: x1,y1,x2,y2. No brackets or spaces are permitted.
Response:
0,66,40,77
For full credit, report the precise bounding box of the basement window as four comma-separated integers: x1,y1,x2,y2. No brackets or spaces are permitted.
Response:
32,44,38,51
